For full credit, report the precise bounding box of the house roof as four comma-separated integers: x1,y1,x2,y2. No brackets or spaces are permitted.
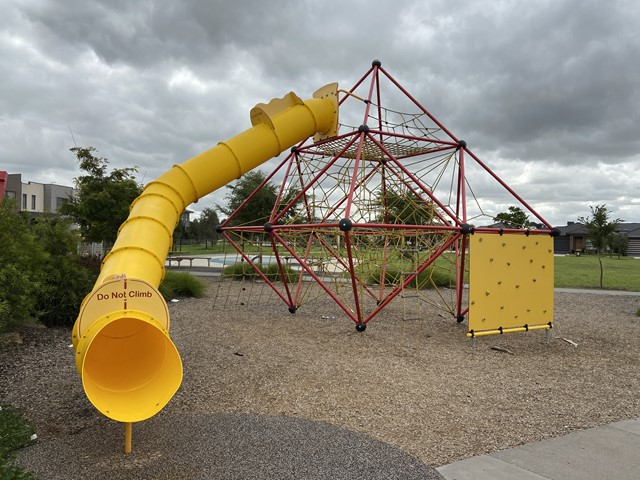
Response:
616,223,640,237
554,222,640,238
554,222,588,235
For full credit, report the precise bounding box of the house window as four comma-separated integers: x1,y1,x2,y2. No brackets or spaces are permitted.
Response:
22,193,27,210
5,191,15,200
31,195,36,210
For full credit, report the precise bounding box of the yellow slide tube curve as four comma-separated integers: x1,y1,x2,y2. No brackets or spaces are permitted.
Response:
73,84,339,423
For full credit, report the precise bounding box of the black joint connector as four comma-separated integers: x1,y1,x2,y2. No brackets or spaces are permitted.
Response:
457,140,467,149
372,59,382,67
355,322,367,332
215,225,223,234
469,330,475,338
524,324,529,331
338,218,353,232
548,322,553,329
288,306,297,314
290,145,298,153
460,223,475,235
498,326,504,334
550,227,561,237
499,228,504,236
358,124,370,133
525,229,531,236
456,315,465,323
264,222,273,232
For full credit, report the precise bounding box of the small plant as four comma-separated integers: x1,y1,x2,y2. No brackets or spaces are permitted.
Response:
159,271,206,300
0,405,37,479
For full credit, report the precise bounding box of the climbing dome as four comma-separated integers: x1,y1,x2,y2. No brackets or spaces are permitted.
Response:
217,60,557,336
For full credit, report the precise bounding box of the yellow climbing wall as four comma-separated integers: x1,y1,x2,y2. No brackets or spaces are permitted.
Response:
468,233,554,337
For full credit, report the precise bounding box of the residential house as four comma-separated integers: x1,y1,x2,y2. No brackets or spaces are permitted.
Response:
1,171,74,215
554,221,640,257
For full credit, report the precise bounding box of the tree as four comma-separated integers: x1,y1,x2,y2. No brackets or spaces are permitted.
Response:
375,187,439,248
376,188,436,226
217,170,301,227
493,206,534,228
609,233,628,258
189,207,220,248
578,204,622,288
60,147,143,246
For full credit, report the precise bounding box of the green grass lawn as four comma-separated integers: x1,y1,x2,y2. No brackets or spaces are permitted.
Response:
554,254,640,291
173,243,640,292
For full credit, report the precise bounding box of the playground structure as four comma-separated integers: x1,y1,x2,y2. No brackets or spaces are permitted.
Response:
71,60,556,451
218,61,556,336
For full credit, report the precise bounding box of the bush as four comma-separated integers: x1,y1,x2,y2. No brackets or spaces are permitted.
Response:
159,271,206,300
222,262,300,283
366,266,453,289
31,216,96,327
0,405,37,479
0,202,44,332
0,203,97,330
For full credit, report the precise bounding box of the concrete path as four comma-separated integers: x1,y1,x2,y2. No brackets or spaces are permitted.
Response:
17,412,445,480
437,418,640,480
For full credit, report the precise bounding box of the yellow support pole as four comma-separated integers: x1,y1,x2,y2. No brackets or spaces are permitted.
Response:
124,422,132,454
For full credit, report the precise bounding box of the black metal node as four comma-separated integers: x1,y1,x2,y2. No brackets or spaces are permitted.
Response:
372,59,382,67
338,218,353,232
215,224,223,234
288,306,297,314
355,322,367,332
264,222,273,232
458,139,467,149
358,124,370,133
290,145,298,153
460,223,475,235
550,227,561,237
456,315,465,323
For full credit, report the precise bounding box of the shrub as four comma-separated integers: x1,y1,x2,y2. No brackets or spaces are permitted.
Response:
0,202,44,332
31,216,95,327
222,262,300,283
159,271,206,300
366,266,453,289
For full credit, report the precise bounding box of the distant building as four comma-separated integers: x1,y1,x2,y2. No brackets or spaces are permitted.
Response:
616,223,640,257
553,221,640,257
1,171,75,215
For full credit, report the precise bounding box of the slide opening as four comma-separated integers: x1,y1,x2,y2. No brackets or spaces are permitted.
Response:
81,316,182,422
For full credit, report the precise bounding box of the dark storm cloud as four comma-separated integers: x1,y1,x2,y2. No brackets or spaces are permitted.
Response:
1,0,638,225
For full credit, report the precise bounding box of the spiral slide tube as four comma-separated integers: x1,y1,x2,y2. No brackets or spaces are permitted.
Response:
72,83,339,425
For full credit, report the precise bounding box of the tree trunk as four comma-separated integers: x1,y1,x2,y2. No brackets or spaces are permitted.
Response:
598,253,603,288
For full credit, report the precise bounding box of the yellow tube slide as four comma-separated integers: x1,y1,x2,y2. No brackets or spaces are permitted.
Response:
73,83,339,423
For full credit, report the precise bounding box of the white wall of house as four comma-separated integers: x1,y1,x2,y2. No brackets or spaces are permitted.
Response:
21,181,45,212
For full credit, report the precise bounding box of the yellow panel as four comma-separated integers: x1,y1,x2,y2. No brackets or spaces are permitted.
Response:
468,233,554,336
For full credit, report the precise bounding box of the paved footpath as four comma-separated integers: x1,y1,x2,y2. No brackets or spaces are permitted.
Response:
437,418,640,480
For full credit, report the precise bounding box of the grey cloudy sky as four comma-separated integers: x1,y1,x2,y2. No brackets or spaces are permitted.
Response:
1,0,639,226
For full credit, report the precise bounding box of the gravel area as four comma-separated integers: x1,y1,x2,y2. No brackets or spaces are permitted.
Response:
2,278,639,476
